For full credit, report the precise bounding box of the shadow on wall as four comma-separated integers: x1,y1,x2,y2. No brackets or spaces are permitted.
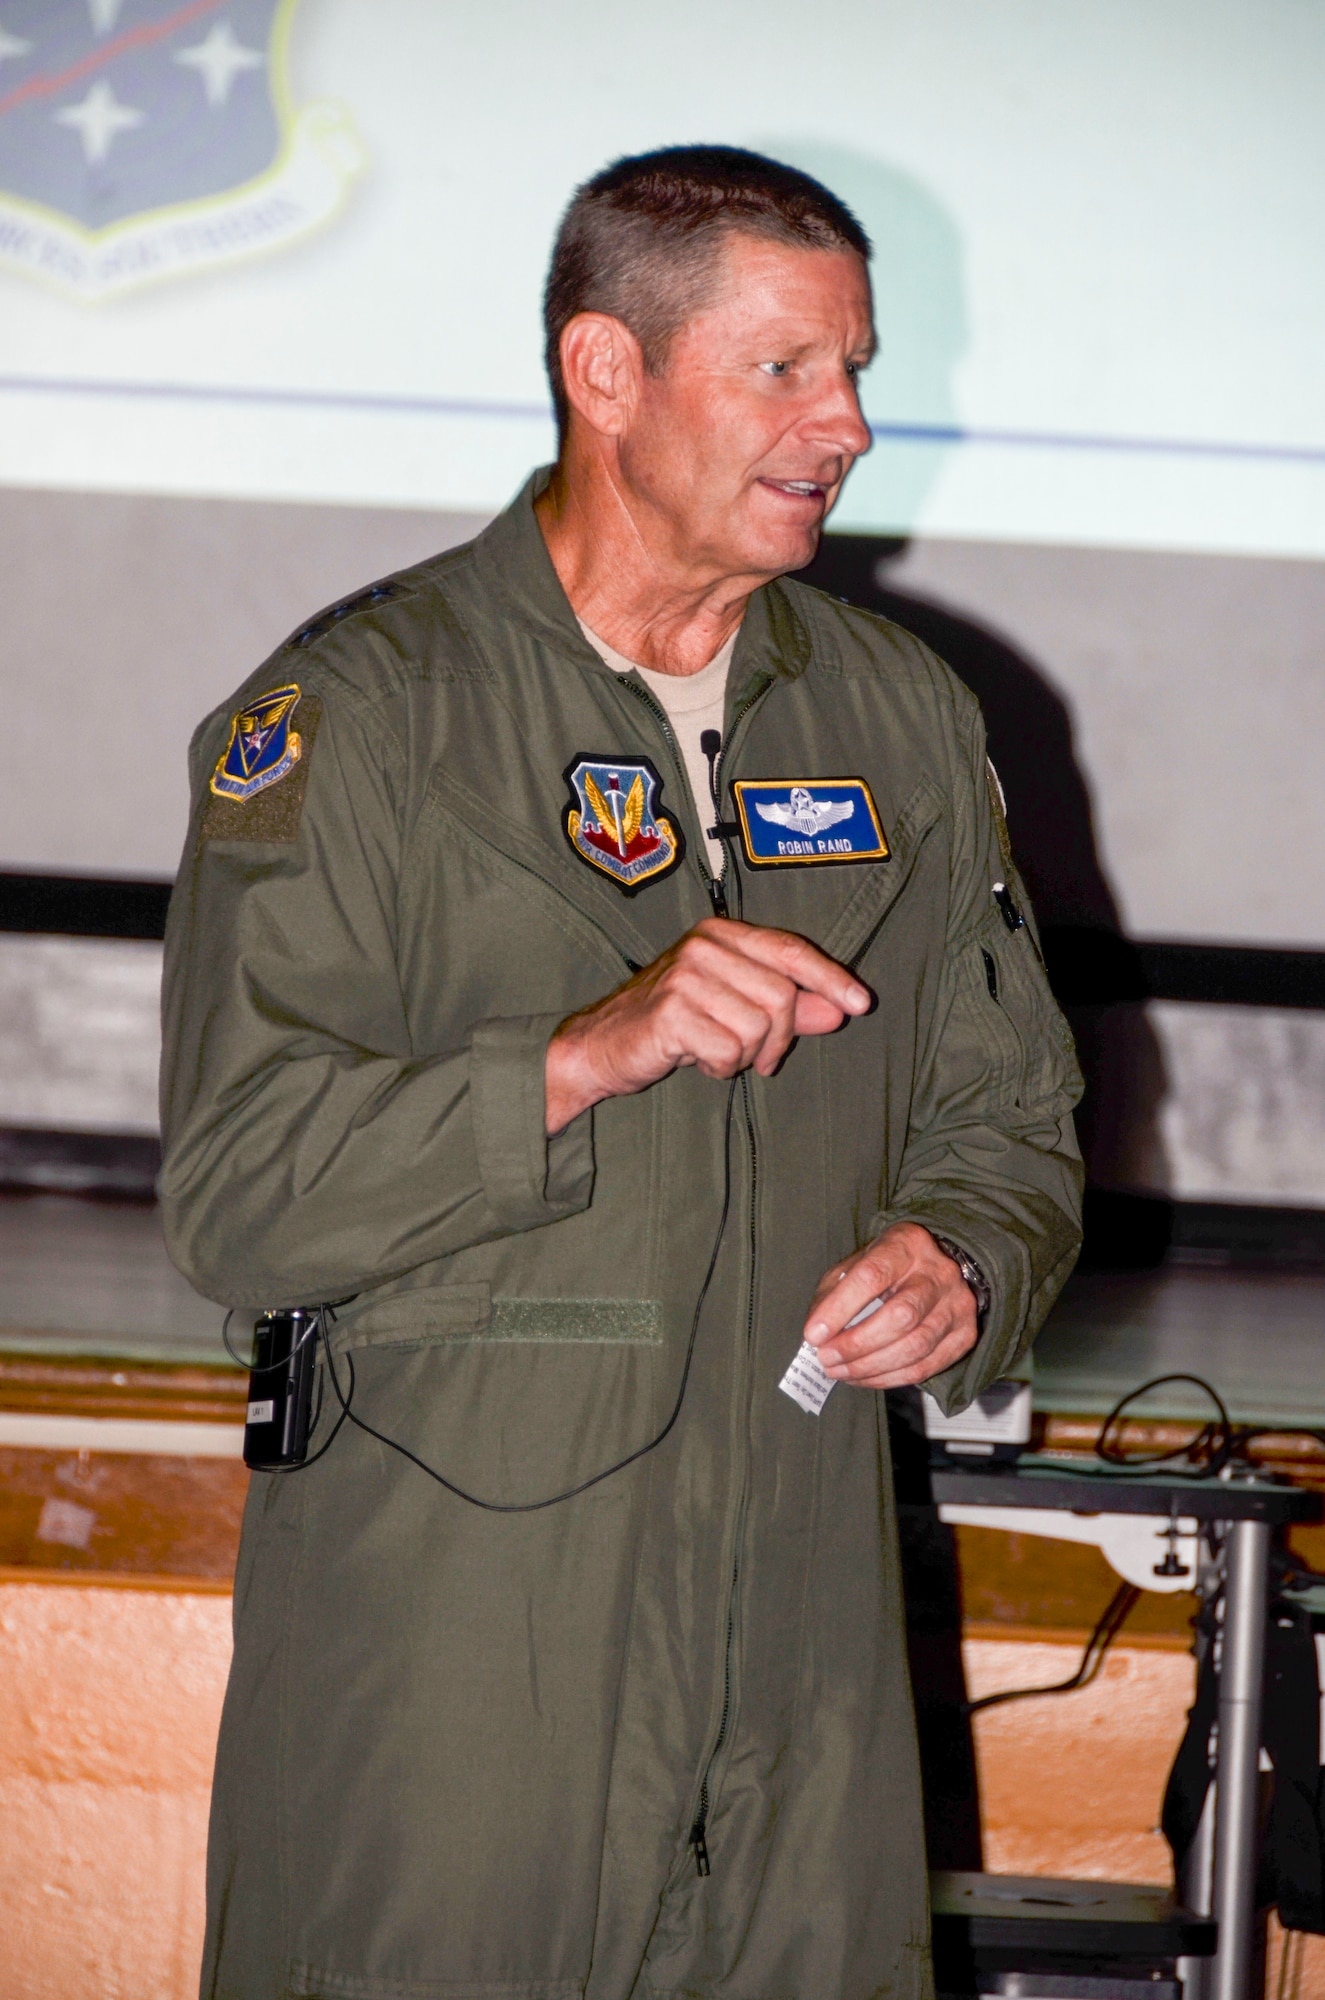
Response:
763,143,1175,1869
759,139,1170,1258
800,530,1172,1263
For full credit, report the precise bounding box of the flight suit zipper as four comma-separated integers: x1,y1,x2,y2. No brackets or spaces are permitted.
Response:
615,677,720,917
617,669,773,921
707,673,772,922
618,666,774,1880
688,1068,759,1876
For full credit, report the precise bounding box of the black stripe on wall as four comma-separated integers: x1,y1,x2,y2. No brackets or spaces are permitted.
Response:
3,874,1325,1011
0,872,172,940
1042,925,1325,1011
1137,941,1325,1011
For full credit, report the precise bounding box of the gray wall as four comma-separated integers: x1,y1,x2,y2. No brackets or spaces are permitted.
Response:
2,484,1322,1207
0,486,485,880
3,485,1324,951
882,535,1325,948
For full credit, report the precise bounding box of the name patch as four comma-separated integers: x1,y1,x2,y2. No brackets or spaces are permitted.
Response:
210,684,304,803
732,777,889,868
563,755,684,894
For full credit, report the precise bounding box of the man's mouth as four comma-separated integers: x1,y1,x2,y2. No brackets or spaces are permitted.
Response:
762,479,828,500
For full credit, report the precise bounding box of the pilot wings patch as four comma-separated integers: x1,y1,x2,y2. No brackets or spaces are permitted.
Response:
732,777,889,867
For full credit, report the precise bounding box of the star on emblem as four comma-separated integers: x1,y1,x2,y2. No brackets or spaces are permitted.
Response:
54,80,145,166
174,23,267,108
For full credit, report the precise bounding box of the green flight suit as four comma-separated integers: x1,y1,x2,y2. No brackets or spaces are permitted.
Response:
161,473,1083,2000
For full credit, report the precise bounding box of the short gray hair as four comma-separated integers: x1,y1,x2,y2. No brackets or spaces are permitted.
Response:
543,145,871,441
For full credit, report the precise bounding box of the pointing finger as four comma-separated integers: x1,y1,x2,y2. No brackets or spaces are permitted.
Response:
716,923,871,1016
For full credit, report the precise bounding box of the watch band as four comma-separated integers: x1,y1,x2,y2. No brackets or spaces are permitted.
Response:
930,1232,991,1330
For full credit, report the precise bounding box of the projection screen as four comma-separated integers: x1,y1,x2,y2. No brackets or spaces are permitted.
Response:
0,0,1322,943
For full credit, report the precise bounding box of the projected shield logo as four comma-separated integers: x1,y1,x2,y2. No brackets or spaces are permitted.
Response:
0,0,363,298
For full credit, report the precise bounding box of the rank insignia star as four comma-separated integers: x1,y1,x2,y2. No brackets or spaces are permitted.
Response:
210,684,304,803
563,755,684,894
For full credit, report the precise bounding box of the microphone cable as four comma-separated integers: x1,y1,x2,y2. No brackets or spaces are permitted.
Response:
288,1077,737,1512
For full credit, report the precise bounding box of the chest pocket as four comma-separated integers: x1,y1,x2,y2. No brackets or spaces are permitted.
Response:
744,775,944,968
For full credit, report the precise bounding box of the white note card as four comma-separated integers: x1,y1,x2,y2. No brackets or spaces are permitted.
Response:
779,1342,837,1415
778,1297,884,1417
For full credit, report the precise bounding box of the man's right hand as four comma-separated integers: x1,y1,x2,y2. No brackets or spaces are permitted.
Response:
544,917,871,1133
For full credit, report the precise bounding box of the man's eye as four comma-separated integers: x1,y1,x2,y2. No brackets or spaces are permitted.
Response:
763,360,790,377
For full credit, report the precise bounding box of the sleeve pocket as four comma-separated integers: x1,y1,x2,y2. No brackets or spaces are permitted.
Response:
961,912,1082,1122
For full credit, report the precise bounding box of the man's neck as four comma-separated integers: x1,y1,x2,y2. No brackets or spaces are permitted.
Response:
535,452,758,678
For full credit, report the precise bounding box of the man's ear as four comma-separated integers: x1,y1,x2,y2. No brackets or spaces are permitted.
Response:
558,313,644,439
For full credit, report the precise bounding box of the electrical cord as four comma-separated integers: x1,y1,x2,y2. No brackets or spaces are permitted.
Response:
955,1370,1325,1713
1040,1371,1325,1485
964,1577,1143,1715
1006,1371,1243,1483
221,1305,322,1374
1095,1372,1235,1471
307,1079,738,1512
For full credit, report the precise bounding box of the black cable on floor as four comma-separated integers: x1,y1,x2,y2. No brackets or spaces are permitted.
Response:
964,1578,1143,1715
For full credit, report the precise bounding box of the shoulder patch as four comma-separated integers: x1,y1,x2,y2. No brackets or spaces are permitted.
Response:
210,683,304,804
986,757,1014,869
202,694,322,844
291,580,402,651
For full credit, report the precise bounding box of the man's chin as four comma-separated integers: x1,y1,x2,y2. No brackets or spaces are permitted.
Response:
732,504,827,578
781,526,826,574
752,521,825,577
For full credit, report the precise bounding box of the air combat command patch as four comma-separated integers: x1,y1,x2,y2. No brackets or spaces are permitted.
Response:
210,684,304,803
732,777,889,867
563,755,684,894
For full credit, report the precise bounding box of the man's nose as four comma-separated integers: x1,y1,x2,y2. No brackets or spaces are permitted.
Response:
808,369,873,462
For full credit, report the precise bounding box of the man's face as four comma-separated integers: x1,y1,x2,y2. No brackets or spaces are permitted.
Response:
615,233,875,582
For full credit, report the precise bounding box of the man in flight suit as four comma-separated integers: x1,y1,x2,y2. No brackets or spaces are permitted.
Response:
162,147,1083,2000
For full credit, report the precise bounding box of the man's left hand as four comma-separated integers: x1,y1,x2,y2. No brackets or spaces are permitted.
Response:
803,1222,979,1390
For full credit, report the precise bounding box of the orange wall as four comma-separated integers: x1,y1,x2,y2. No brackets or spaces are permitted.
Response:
0,1581,230,2000
0,1588,1319,1998
966,1635,1192,1882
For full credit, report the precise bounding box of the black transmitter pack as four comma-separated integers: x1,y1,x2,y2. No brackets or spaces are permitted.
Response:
243,1309,320,1470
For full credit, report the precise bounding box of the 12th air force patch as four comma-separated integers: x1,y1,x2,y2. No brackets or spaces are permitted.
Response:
732,777,889,867
563,755,684,894
210,683,304,802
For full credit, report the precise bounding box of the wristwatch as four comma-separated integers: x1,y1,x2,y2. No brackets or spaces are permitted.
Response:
930,1233,991,1332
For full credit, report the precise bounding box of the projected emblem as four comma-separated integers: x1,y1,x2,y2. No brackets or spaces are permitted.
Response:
0,1,362,300
210,682,304,803
563,755,684,894
732,778,890,867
